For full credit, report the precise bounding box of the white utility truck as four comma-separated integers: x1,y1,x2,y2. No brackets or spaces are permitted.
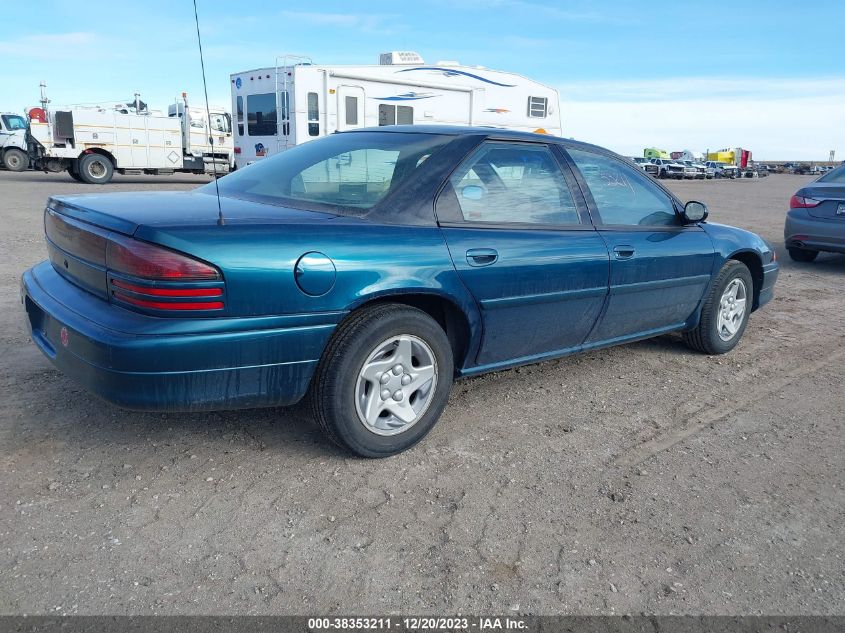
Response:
0,112,29,171
230,51,562,168
27,94,234,184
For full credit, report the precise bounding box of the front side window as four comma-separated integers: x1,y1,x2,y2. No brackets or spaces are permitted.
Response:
247,93,276,136
2,115,26,131
307,92,319,137
212,131,450,213
567,148,678,226
527,96,548,118
210,113,230,133
447,142,579,225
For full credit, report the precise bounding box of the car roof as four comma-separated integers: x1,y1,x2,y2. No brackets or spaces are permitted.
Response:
342,124,608,153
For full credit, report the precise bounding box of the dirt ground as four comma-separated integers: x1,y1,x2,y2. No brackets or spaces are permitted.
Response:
0,170,842,616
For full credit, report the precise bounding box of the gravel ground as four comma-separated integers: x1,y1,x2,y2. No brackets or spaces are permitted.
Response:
0,170,842,616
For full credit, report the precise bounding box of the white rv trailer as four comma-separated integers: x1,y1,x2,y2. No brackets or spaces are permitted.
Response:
27,94,233,184
230,51,561,168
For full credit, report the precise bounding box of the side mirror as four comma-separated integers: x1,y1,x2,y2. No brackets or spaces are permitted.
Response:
683,200,708,224
460,185,484,201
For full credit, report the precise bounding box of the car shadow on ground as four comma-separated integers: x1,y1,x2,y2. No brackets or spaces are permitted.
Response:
13,326,705,460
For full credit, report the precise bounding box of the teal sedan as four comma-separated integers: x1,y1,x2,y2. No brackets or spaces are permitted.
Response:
22,127,778,456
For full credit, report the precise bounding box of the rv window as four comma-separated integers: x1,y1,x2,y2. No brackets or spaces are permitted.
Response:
527,96,548,118
396,106,413,125
345,96,359,125
247,93,277,136
307,92,319,137
236,96,243,122
379,104,395,126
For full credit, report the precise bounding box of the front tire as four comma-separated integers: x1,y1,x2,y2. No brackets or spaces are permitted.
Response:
77,153,114,184
684,261,753,355
310,303,454,457
787,248,818,262
3,148,28,171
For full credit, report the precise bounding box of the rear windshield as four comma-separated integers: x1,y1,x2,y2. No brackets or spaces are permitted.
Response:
817,164,845,183
210,132,451,214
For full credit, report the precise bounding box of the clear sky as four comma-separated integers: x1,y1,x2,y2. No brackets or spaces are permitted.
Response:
2,0,843,160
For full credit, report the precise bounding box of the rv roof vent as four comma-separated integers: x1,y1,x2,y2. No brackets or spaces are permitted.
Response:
435,60,460,66
379,51,425,66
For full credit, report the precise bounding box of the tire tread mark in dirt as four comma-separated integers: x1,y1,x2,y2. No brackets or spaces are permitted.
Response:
613,348,845,468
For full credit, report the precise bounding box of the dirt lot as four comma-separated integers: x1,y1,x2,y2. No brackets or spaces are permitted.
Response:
0,170,842,616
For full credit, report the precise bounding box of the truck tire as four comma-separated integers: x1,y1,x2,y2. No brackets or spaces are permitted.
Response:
77,153,114,184
68,167,85,183
3,148,28,172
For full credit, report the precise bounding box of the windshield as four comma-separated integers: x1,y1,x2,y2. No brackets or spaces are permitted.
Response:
209,131,451,213
1,114,26,131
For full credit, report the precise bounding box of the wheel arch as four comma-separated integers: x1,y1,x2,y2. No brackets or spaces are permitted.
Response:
727,249,763,310
346,291,475,371
77,147,116,168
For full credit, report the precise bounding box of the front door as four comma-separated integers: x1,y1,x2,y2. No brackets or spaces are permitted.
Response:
337,85,365,131
437,141,609,369
563,147,716,343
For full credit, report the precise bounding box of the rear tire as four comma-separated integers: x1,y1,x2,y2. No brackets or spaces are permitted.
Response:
68,167,85,183
310,303,454,457
683,261,753,355
3,148,27,172
77,153,114,184
787,248,818,262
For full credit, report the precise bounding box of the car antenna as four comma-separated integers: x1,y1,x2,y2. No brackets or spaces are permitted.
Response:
192,0,225,226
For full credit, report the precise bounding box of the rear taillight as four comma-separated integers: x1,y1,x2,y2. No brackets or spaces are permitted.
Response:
106,234,220,280
789,195,820,208
106,236,224,312
234,147,242,154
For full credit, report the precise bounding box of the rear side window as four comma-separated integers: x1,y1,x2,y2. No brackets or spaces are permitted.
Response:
447,142,579,225
247,93,276,136
567,148,678,226
213,131,451,213
818,164,845,183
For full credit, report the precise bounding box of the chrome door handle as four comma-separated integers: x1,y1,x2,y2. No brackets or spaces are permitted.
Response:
466,248,498,267
613,245,635,259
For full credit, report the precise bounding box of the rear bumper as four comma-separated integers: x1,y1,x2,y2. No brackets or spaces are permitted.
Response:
21,262,340,411
784,209,845,254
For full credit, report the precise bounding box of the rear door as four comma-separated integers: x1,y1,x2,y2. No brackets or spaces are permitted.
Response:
562,146,715,343
437,140,609,369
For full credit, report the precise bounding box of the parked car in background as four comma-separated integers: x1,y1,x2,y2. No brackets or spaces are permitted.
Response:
21,126,779,456
678,160,702,179
631,156,659,177
650,157,686,179
784,163,845,262
705,161,730,178
756,165,770,177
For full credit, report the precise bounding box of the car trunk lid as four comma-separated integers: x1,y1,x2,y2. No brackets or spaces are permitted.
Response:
801,184,845,220
44,191,341,303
